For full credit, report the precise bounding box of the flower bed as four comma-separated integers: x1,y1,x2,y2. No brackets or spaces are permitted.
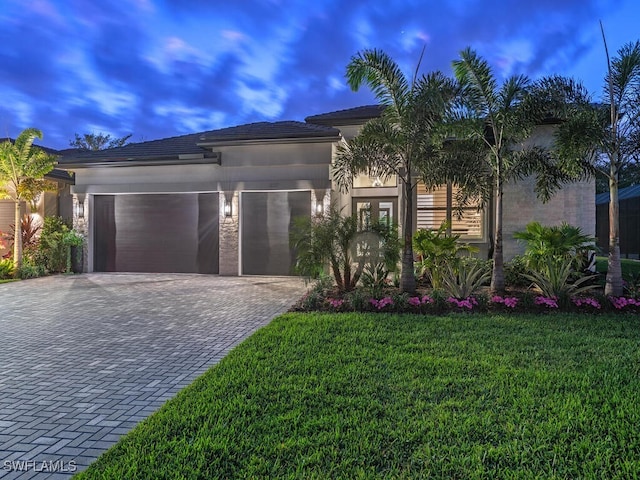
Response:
291,284,640,316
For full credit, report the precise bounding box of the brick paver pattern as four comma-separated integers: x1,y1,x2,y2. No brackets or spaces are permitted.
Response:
0,274,305,479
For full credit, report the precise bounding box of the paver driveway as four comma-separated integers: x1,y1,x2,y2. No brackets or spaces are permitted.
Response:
0,274,305,479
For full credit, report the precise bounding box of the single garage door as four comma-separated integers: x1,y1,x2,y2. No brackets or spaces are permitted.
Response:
94,193,219,273
241,191,310,275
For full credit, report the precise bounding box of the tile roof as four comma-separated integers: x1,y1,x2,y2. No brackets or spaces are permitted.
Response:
57,121,340,166
199,121,340,142
305,105,384,126
596,184,640,204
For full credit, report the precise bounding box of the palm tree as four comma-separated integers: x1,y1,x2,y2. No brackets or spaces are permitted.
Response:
449,48,580,294
0,128,57,271
557,36,640,296
333,49,456,293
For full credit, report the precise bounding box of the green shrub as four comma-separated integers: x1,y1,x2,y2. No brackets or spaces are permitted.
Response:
522,257,598,305
292,207,399,292
514,221,596,273
37,217,83,273
17,263,44,279
439,258,491,299
413,222,478,288
504,255,531,287
0,259,14,279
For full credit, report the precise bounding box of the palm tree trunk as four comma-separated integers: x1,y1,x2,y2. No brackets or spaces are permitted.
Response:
605,169,623,296
490,180,505,295
13,200,22,273
400,180,416,293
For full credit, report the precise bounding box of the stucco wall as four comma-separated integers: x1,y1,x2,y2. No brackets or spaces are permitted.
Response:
71,141,333,194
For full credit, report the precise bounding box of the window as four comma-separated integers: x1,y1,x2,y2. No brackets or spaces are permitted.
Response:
416,183,484,239
353,198,397,229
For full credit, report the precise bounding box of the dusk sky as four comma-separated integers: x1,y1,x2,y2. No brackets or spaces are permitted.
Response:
0,0,637,150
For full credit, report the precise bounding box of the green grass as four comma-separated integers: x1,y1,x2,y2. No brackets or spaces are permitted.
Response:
0,278,18,284
78,313,640,479
596,256,640,277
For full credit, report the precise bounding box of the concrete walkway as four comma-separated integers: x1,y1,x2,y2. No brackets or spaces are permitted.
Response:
0,274,305,479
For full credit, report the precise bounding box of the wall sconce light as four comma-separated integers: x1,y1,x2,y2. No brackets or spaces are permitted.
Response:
371,176,383,187
224,196,232,217
74,197,85,219
314,189,326,216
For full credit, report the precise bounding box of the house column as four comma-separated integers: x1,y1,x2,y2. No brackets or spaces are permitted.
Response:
219,191,239,275
72,193,89,272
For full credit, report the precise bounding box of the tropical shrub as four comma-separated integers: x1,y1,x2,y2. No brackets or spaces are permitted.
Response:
292,207,400,292
504,255,531,287
413,222,478,288
513,222,597,273
521,257,598,305
0,259,14,279
37,216,83,273
1,214,42,260
438,257,491,299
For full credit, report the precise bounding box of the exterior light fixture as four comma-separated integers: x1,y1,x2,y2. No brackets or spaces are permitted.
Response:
224,198,232,217
371,176,383,187
315,203,323,215
74,196,85,219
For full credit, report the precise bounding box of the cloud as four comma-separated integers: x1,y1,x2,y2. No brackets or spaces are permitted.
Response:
0,0,631,149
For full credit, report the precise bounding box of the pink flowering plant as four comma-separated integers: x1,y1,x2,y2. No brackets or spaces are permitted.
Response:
491,295,519,309
327,298,345,309
446,296,478,310
369,296,394,310
408,295,434,307
609,296,640,310
572,297,601,309
534,296,559,309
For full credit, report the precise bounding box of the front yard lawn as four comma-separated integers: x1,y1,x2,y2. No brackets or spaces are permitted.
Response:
78,312,640,479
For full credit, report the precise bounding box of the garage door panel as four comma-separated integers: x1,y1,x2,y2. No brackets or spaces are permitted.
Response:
94,194,218,273
242,191,310,275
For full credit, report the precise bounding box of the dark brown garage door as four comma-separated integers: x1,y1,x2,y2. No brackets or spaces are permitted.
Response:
94,193,219,273
241,191,310,275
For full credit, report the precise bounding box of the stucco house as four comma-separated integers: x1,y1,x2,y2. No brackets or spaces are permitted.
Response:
56,105,595,275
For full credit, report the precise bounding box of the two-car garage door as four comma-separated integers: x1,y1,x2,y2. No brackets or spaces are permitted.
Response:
93,191,310,275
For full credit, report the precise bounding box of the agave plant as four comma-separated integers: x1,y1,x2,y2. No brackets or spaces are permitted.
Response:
439,259,491,299
522,257,598,300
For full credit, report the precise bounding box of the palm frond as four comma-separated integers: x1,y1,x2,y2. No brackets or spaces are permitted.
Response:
452,47,497,118
346,49,409,114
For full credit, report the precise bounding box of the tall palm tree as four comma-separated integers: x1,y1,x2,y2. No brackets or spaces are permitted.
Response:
0,128,57,271
449,48,581,294
547,30,640,297
333,49,456,293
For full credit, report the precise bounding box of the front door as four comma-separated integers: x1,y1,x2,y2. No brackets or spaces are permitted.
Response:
353,198,397,229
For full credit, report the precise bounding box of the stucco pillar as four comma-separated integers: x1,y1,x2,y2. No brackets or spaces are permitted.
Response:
219,191,239,275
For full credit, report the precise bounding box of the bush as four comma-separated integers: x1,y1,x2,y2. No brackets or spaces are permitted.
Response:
514,222,597,273
504,255,531,288
413,222,478,288
0,259,14,279
37,217,83,273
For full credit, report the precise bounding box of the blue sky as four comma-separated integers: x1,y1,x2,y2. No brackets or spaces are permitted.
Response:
0,0,637,149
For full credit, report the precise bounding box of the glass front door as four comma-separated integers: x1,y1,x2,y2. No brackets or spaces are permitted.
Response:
354,198,397,229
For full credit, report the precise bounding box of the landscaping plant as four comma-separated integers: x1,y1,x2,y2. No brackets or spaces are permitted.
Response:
439,257,491,299
413,222,478,289
513,221,596,273
292,207,399,292
521,257,598,305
